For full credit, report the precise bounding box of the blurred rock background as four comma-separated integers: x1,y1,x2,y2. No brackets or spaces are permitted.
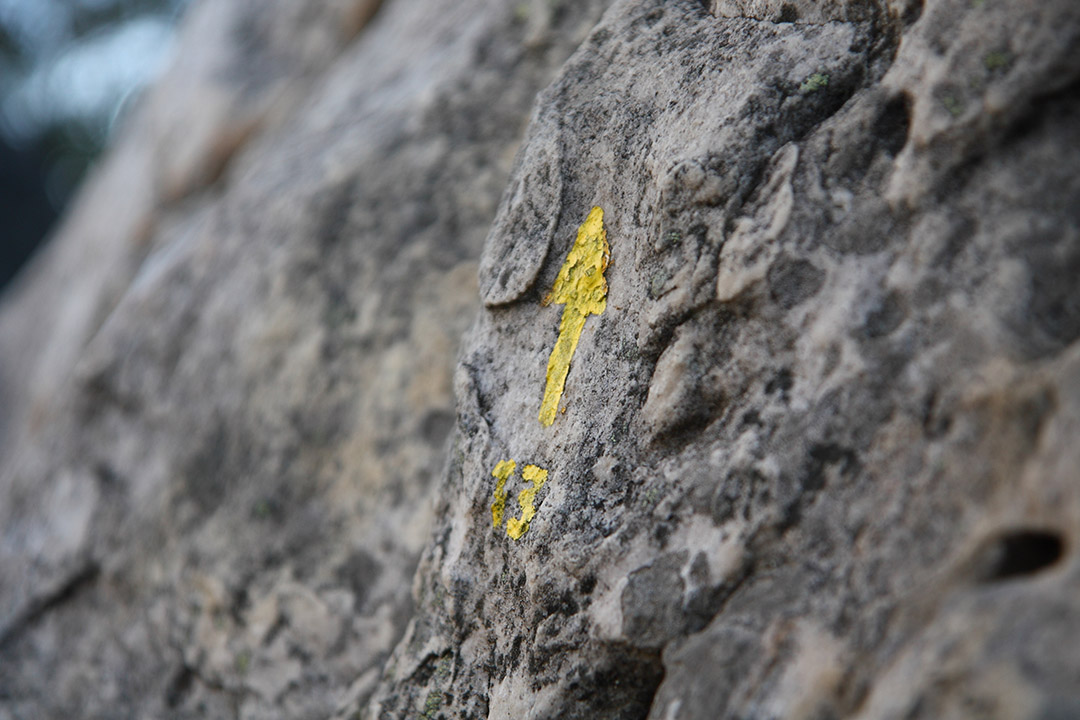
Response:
0,0,611,716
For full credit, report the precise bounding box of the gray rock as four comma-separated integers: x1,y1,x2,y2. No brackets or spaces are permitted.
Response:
0,0,610,717
364,0,1080,718
2,0,1079,718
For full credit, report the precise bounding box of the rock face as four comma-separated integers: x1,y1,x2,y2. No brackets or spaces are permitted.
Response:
2,0,1079,719
0,0,609,717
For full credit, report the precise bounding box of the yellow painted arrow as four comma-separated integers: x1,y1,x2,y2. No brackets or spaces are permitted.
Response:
538,206,610,426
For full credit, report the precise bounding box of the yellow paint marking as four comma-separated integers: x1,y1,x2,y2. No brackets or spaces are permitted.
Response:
489,461,549,540
506,465,548,540
539,206,610,426
491,459,516,529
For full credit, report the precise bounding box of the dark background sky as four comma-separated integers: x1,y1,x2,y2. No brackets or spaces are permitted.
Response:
0,0,189,292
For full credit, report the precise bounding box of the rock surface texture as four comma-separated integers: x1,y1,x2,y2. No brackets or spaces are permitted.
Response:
1,0,1079,719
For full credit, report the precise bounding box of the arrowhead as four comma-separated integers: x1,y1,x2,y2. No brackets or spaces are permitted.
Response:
544,206,609,313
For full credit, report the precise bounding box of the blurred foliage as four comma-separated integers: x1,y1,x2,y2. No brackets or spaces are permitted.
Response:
0,0,189,290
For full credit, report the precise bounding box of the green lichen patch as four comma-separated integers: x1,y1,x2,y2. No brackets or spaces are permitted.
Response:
234,650,251,675
649,269,672,299
984,50,1012,72
941,94,965,117
799,72,830,93
420,691,444,720
435,655,453,683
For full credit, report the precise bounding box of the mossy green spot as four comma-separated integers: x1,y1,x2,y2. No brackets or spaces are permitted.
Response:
435,655,453,682
234,650,251,675
941,94,965,117
420,691,443,720
984,50,1011,71
800,72,829,93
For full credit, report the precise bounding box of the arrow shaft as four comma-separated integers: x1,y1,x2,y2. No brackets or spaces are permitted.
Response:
539,305,588,426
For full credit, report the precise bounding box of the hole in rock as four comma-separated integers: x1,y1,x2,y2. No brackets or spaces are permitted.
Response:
901,0,924,26
876,93,912,158
778,3,799,22
975,529,1065,583
165,665,195,708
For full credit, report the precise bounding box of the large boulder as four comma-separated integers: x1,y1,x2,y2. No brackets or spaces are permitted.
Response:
2,0,1079,719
